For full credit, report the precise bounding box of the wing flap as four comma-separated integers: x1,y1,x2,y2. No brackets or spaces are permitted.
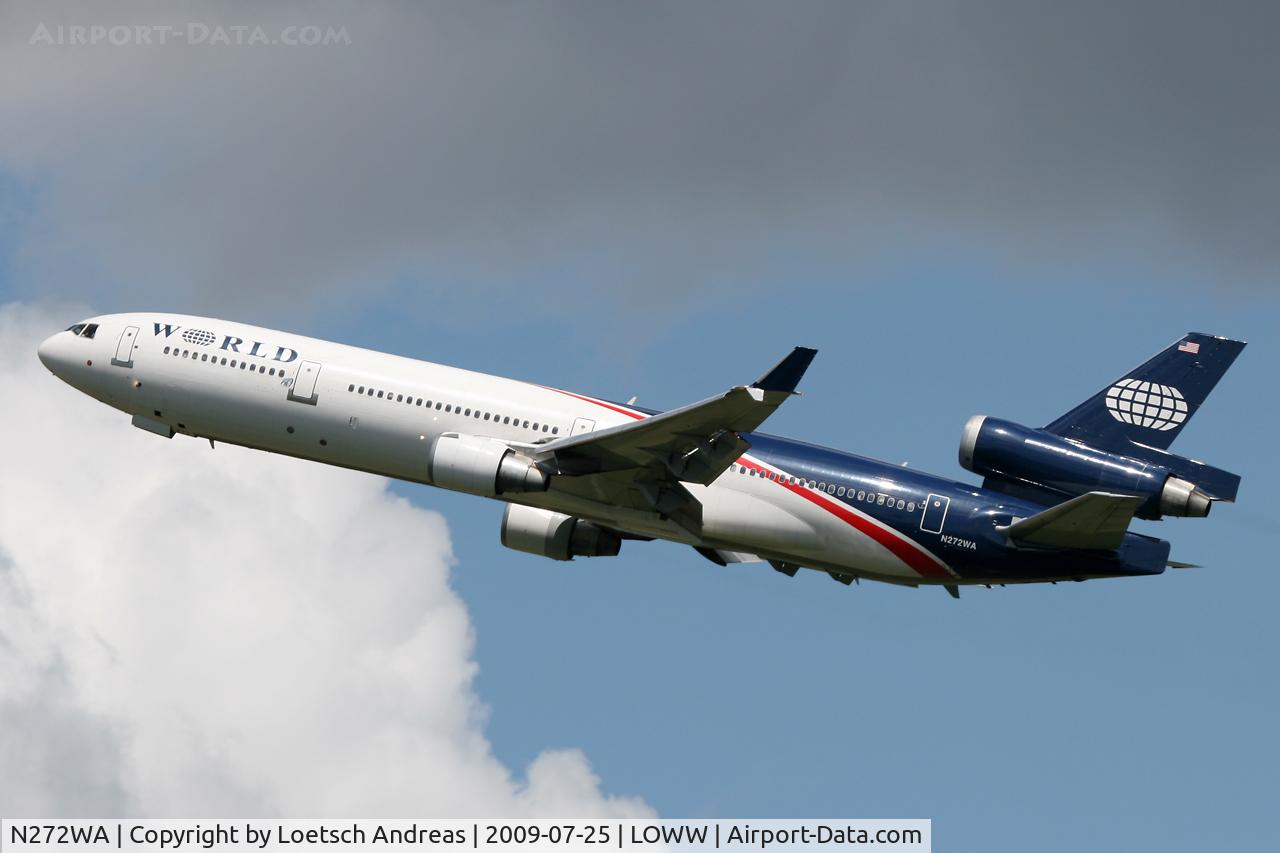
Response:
998,491,1143,550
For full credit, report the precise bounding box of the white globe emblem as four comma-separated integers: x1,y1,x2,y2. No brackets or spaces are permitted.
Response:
181,328,216,346
1105,379,1188,430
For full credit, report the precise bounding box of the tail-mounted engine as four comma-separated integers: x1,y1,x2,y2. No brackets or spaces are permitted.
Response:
428,433,550,497
500,504,622,561
959,416,1237,519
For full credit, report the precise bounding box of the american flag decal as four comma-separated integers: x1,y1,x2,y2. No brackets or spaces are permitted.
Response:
1178,340,1201,354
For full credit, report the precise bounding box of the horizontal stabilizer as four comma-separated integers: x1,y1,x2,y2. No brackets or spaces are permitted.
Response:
998,491,1143,550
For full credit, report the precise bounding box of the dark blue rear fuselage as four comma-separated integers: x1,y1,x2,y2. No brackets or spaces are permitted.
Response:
742,432,1169,584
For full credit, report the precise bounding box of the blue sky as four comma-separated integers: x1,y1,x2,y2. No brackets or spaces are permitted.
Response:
367,263,1278,850
2,2,1278,849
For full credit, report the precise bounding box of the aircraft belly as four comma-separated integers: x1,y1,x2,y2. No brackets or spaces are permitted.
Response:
699,481,929,580
775,488,925,578
698,488,819,551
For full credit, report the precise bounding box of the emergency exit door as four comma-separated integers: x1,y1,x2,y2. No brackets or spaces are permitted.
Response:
111,325,138,368
920,493,950,534
288,361,322,404
571,417,596,436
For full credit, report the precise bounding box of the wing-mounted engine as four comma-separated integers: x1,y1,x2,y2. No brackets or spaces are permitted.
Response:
500,504,622,561
959,416,1236,519
428,432,550,497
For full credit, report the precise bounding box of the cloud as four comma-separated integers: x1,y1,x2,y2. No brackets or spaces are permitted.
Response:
0,302,650,816
1,1,1277,323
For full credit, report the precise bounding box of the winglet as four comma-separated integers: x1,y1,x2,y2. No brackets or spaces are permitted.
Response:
752,347,818,394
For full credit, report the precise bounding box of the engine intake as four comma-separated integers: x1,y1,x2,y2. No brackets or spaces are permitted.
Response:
429,433,549,497
500,504,622,561
960,416,1214,519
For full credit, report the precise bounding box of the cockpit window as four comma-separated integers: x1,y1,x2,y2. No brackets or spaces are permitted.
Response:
64,322,98,338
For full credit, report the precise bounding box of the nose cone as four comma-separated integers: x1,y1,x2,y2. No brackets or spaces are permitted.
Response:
37,333,56,370
37,332,72,375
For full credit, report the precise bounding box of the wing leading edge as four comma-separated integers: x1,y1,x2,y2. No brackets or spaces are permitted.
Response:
533,347,817,533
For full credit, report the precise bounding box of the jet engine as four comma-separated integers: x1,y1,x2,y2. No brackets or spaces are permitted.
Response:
428,433,549,497
500,504,622,561
958,416,1229,519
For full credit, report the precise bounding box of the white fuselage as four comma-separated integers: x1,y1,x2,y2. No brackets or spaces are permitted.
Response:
38,313,957,585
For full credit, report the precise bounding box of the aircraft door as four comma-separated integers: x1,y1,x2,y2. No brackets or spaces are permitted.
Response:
288,361,322,404
571,417,596,436
920,493,950,534
111,325,139,367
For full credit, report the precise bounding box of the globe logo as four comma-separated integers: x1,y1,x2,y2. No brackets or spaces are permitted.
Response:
181,328,216,346
1105,378,1188,430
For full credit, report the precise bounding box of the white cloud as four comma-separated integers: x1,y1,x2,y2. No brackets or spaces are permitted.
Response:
0,302,651,817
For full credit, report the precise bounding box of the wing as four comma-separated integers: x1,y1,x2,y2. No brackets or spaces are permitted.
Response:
532,347,817,533
996,491,1143,550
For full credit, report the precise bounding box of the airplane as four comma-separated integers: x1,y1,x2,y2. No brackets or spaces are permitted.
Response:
37,314,1245,597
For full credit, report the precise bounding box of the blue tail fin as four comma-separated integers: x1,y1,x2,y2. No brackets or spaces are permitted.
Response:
1044,333,1246,453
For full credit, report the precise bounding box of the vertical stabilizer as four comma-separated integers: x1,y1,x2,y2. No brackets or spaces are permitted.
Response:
1044,333,1245,453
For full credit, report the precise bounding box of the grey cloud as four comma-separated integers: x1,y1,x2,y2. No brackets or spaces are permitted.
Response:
1,1,1277,323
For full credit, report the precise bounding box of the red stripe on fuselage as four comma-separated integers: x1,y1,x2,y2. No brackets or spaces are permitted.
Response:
540,386,645,420
740,459,954,579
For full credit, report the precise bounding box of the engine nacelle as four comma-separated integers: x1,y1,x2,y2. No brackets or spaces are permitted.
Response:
500,504,622,561
428,433,549,497
959,416,1213,519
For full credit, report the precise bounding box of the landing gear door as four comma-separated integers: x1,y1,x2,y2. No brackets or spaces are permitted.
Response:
921,493,950,534
288,361,321,404
571,417,596,436
111,326,139,368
